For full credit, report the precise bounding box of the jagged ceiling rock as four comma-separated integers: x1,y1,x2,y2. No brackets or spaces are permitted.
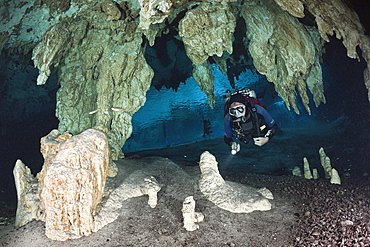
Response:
178,2,236,66
274,0,370,101
1,0,370,157
32,23,71,85
241,0,325,114
300,0,370,101
305,26,326,107
138,0,173,29
0,0,45,54
192,61,216,108
301,0,364,60
359,36,370,101
30,3,153,159
273,0,304,18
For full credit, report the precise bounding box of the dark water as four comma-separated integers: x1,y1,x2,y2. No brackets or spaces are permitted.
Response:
0,111,58,217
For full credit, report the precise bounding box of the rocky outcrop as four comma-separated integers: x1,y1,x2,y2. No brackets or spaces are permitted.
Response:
138,0,173,29
178,2,236,66
241,0,325,114
13,129,111,241
275,0,370,102
198,151,273,213
40,129,110,241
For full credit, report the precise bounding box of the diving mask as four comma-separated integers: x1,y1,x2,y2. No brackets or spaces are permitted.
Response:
229,105,246,118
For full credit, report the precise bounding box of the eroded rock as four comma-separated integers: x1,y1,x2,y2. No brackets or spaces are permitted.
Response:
241,0,324,114
182,196,204,231
179,2,236,66
192,61,215,108
198,151,273,213
40,129,110,241
93,171,161,232
13,159,40,227
13,129,111,241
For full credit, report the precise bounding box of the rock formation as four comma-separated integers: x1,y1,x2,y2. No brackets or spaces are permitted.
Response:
319,147,333,179
294,147,341,184
13,128,111,241
303,157,313,179
330,168,341,185
178,2,236,66
292,166,303,177
40,129,110,241
93,171,162,232
13,159,41,227
192,61,216,108
94,156,200,233
241,0,325,114
198,151,273,213
181,196,204,231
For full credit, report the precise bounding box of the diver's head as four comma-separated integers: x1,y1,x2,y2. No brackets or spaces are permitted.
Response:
229,94,246,118
229,102,246,118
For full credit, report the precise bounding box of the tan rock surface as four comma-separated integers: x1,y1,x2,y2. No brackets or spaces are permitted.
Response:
139,0,173,29
179,2,236,66
273,0,304,17
198,151,272,213
93,171,161,232
241,0,324,114
40,129,110,241
13,160,40,227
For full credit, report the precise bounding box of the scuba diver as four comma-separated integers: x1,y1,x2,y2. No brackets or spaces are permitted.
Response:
224,88,278,155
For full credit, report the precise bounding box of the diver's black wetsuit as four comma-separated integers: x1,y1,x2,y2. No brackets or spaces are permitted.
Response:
224,104,278,146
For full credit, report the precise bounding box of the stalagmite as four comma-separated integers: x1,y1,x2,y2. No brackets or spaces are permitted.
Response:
330,168,341,185
13,159,41,227
198,151,272,213
319,147,332,179
182,196,204,231
292,166,303,177
312,168,319,179
13,129,111,241
40,129,110,241
303,157,313,179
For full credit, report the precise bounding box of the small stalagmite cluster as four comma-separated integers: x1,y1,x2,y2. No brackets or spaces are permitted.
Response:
292,147,341,185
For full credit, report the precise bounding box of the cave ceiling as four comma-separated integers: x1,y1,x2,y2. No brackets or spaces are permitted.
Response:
0,0,369,159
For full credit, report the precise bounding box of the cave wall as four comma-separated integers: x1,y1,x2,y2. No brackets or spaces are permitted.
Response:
1,0,369,159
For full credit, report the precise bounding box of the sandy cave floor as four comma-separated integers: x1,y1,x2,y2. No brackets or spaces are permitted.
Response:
0,156,370,247
1,121,370,246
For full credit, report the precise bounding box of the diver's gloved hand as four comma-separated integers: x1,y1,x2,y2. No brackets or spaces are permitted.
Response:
231,142,240,155
253,137,269,146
